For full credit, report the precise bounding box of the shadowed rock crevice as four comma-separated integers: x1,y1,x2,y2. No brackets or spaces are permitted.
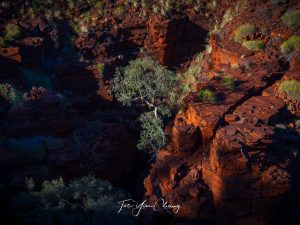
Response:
144,13,208,68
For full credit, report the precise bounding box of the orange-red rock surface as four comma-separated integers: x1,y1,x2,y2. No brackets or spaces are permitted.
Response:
144,1,300,225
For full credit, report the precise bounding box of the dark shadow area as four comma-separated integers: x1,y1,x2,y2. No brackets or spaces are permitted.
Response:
163,16,208,68
0,55,23,84
266,125,300,225
0,4,210,225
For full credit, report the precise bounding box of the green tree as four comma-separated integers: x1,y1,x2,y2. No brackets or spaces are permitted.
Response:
113,57,178,117
112,57,178,153
137,112,166,154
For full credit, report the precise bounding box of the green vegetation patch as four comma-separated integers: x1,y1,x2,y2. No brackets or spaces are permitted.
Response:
0,23,21,46
281,10,300,29
137,112,166,153
4,23,21,42
0,37,5,47
279,80,300,101
96,63,105,75
112,57,177,108
181,65,199,90
242,40,265,51
12,176,134,225
114,5,125,17
234,24,256,43
199,88,216,103
0,83,23,106
195,52,205,62
221,76,235,89
281,36,300,54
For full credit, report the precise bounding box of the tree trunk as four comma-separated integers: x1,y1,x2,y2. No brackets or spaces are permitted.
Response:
154,107,158,118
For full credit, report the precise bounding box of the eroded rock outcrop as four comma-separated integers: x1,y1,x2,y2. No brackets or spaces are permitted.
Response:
0,47,21,62
144,12,207,67
202,93,293,225
144,1,300,224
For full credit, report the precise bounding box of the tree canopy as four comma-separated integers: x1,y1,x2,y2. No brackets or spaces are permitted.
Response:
112,57,179,154
112,57,178,117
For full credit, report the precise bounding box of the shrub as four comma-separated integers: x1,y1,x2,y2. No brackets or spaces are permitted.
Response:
199,88,216,103
96,63,105,75
279,80,300,101
0,83,23,106
4,23,21,42
281,36,300,55
195,52,205,62
151,0,206,16
27,7,38,19
72,24,81,35
242,40,265,51
221,76,235,89
141,0,148,8
207,0,217,10
95,0,105,14
230,63,239,69
126,0,139,8
67,0,75,9
281,10,300,29
167,89,184,113
295,119,300,128
114,5,125,17
87,0,98,6
234,24,255,43
95,0,104,7
12,176,134,225
153,5,160,14
0,37,6,47
181,65,199,90
137,112,166,154
167,55,204,112
174,1,182,11
219,9,234,29
151,0,176,17
159,1,173,17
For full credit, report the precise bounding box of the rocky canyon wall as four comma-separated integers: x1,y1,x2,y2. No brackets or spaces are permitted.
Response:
144,1,300,224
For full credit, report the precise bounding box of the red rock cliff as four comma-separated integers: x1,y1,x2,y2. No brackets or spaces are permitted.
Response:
144,1,300,224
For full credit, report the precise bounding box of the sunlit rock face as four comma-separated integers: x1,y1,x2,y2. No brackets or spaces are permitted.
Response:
143,1,300,224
